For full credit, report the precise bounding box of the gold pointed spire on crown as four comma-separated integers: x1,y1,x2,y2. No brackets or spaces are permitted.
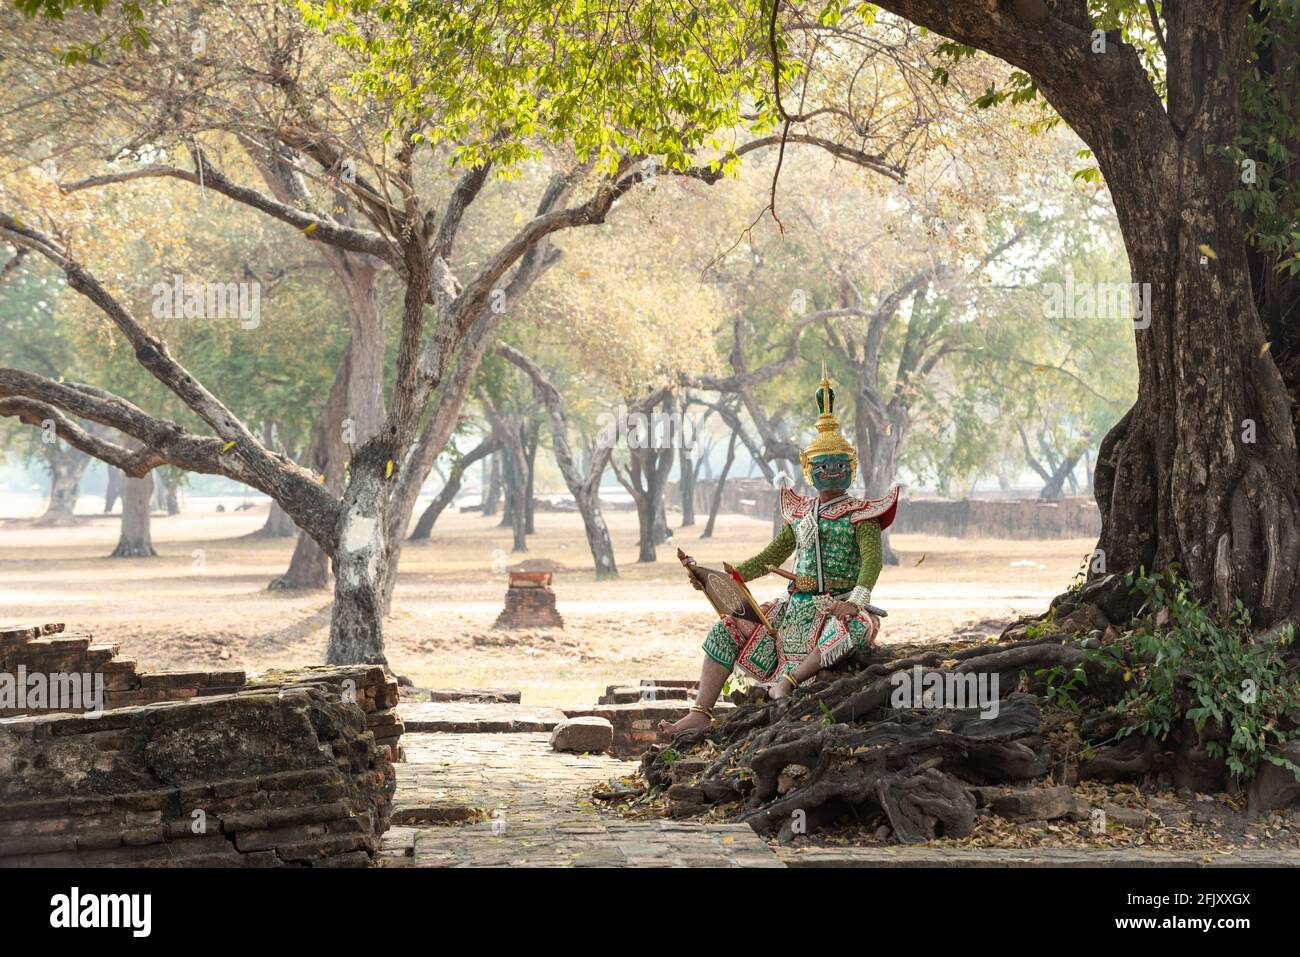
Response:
800,361,858,484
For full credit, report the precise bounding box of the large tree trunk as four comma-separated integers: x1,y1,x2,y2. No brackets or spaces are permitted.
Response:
275,531,332,591
863,0,1300,627
251,158,387,593
1082,6,1300,625
654,495,672,545
379,307,512,613
37,446,89,525
110,471,156,557
326,451,389,666
1249,8,1300,448
576,488,618,578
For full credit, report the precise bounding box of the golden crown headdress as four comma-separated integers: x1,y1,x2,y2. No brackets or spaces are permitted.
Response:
800,362,858,485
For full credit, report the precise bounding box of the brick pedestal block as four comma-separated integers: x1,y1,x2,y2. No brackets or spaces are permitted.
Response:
493,585,564,629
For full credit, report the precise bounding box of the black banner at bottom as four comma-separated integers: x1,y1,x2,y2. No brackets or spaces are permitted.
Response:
0,864,1280,943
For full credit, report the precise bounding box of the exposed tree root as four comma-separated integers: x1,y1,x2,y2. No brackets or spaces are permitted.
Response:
639,616,1283,843
633,583,1300,842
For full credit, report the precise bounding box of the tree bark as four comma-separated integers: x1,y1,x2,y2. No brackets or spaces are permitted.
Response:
613,393,677,563
1083,6,1300,624
111,471,156,557
483,396,530,553
326,449,389,666
250,154,388,592
654,495,672,545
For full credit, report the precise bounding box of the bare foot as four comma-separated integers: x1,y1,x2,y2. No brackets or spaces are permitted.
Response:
658,710,711,736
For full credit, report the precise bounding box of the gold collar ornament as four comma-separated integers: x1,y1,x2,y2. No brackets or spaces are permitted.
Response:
799,362,858,485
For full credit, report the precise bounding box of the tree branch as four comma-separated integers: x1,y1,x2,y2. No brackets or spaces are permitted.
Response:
59,161,395,266
0,215,341,547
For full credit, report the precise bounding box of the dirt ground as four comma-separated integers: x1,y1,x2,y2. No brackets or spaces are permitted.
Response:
0,494,1094,707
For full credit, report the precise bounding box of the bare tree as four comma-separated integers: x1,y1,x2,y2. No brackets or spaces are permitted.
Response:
496,344,636,579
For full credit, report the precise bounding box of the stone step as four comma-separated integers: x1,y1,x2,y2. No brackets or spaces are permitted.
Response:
396,701,566,734
26,635,93,652
562,701,734,757
599,686,692,704
0,623,64,642
425,688,522,704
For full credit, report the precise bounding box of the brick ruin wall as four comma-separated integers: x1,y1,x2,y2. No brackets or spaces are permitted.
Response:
0,624,403,867
1,623,245,715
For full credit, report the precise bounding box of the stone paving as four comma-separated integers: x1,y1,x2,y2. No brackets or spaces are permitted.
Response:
383,700,1300,868
379,732,783,867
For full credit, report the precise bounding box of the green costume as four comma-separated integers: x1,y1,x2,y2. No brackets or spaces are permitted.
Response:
701,486,897,681
700,366,900,682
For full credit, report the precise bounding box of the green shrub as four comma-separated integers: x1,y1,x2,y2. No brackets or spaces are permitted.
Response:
1116,568,1300,781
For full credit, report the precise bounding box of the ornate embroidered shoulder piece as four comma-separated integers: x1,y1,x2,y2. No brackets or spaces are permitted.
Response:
779,486,816,524
844,485,902,529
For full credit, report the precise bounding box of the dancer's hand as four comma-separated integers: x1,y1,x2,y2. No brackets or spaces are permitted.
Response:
680,554,704,591
827,600,858,621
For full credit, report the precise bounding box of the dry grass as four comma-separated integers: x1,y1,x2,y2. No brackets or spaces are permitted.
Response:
0,496,1094,707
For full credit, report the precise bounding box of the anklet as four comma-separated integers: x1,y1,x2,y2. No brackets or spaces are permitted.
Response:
688,706,713,719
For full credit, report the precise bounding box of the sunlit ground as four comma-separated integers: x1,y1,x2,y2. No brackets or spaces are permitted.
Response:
0,494,1094,706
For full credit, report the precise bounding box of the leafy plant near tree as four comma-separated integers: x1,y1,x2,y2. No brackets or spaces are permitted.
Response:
1117,569,1300,781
